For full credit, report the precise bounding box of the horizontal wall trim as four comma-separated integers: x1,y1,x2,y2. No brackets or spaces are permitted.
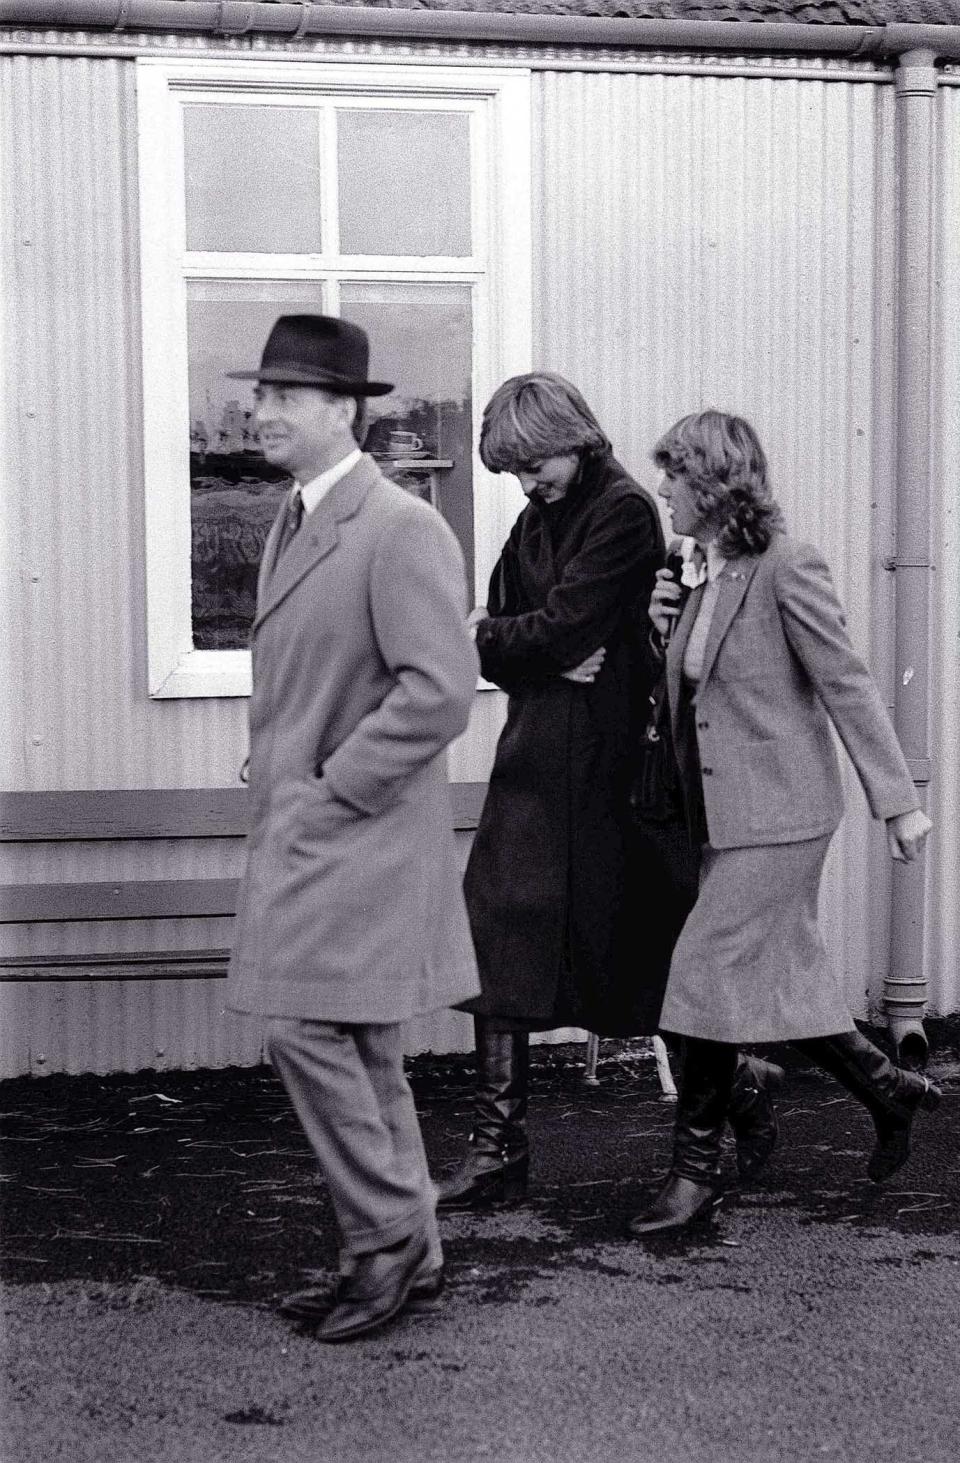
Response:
0,950,229,982
0,783,487,840
0,39,895,83
0,877,239,923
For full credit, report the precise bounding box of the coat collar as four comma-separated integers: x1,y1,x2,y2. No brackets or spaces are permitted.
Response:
252,453,378,633
666,551,764,717
523,448,615,524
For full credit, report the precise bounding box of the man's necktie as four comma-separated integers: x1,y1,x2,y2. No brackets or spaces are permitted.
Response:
274,489,304,564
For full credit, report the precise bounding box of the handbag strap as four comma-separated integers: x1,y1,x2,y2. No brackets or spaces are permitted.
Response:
643,671,670,742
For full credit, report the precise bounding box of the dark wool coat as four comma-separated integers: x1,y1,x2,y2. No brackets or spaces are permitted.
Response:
462,450,671,1036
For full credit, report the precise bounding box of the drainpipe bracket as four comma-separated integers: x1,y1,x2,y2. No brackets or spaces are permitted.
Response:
290,1,312,43
894,46,938,94
214,1,255,38
848,28,885,60
882,556,934,571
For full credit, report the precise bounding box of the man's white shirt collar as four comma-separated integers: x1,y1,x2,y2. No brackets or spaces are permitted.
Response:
296,447,362,517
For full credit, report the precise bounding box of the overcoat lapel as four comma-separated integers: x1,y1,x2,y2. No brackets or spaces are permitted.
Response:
695,555,763,688
252,457,376,633
665,553,764,730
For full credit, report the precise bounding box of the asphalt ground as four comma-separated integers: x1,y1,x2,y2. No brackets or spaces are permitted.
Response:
2,1026,960,1463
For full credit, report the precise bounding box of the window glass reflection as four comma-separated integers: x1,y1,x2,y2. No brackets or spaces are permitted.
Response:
341,281,474,593
187,282,323,649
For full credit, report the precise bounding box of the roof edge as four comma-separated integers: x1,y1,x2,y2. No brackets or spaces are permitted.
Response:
0,1,959,58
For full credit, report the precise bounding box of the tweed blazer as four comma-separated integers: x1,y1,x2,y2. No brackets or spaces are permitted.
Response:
665,534,918,850
226,454,480,1023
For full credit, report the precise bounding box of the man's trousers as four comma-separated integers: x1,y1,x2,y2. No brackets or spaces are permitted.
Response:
266,1018,441,1268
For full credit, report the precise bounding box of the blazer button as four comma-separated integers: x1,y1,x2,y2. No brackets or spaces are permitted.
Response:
702,766,713,775
698,720,709,730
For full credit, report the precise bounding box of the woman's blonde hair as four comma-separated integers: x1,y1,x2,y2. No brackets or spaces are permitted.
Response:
480,372,610,473
653,410,783,556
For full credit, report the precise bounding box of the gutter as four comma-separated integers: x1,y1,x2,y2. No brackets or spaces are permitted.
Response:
0,2,959,64
0,1,945,1059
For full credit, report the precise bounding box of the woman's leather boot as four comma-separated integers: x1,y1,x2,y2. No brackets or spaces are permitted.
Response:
626,1038,738,1236
437,1019,530,1209
727,1054,785,1181
794,1029,942,1183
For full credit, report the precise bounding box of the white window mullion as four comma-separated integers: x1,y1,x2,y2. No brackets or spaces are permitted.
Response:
183,255,332,280
322,101,341,261
183,257,484,280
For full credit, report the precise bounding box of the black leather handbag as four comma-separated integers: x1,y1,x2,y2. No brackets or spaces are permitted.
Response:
631,671,685,824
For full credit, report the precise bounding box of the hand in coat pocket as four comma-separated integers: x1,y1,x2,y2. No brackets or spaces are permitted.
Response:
286,776,365,864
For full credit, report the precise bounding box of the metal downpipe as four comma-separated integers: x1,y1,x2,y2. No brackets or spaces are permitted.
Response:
885,49,937,1066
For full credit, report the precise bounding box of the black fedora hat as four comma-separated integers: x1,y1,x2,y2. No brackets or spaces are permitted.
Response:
227,314,393,396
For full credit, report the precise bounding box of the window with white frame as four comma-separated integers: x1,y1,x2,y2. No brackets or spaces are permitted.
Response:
137,59,531,697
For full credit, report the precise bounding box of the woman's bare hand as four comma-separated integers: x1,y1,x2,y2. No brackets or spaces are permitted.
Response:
466,606,488,641
886,808,933,862
650,567,683,639
561,648,606,683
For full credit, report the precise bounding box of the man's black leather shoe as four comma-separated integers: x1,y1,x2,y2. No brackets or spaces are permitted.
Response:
280,1246,442,1326
318,1230,431,1342
293,1230,431,1342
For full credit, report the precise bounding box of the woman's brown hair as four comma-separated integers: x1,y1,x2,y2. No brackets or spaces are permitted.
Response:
653,410,783,556
480,372,610,473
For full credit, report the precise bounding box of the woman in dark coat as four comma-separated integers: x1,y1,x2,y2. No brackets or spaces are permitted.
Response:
627,409,940,1237
439,376,778,1211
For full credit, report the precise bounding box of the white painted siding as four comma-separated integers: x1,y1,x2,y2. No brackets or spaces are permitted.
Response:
3,43,958,1075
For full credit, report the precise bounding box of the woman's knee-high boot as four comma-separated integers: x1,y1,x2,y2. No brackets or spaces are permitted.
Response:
727,1053,785,1181
437,1018,530,1209
626,1038,738,1236
793,1029,941,1183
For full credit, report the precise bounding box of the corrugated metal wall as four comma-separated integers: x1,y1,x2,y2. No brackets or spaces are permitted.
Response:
533,66,899,1020
0,54,260,1074
3,46,957,1075
0,54,250,794
0,51,507,1074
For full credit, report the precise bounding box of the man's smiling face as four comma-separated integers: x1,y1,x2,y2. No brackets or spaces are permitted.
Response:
253,384,349,481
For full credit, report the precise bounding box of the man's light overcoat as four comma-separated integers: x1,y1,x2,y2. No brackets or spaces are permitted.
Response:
226,455,480,1023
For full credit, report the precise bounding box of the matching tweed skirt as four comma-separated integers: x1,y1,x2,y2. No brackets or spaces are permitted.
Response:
658,833,856,1044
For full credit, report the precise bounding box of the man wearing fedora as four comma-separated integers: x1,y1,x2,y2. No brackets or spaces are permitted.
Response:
224,315,480,1342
